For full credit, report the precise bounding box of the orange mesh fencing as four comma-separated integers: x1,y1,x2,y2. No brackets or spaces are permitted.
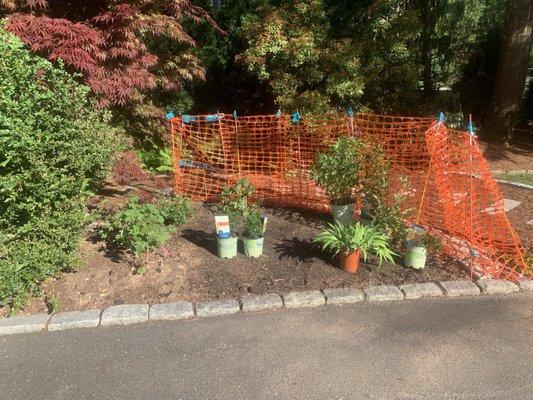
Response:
170,112,529,280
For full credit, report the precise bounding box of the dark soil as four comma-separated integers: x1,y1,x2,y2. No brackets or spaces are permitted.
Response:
22,200,469,315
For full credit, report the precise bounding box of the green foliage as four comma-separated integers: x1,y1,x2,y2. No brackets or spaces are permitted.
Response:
239,0,364,113
0,28,120,310
136,142,174,174
242,207,264,239
217,178,256,231
406,229,443,254
101,197,173,257
310,136,366,205
366,177,413,248
157,195,191,225
314,222,396,267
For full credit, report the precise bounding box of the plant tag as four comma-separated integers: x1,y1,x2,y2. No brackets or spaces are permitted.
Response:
261,216,268,234
215,215,231,238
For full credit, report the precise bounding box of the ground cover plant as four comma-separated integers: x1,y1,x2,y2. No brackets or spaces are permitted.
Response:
101,195,190,259
0,28,121,311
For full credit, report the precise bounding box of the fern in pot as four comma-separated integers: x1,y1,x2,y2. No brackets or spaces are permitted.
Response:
310,136,365,224
314,222,396,273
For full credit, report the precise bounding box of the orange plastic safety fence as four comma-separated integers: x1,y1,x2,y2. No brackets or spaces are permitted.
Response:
170,112,529,280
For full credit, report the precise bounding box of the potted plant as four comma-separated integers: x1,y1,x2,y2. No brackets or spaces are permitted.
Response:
242,207,267,258
215,178,255,259
314,222,396,273
310,136,365,225
404,226,443,269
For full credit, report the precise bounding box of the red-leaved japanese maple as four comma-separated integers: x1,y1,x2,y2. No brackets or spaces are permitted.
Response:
3,0,219,108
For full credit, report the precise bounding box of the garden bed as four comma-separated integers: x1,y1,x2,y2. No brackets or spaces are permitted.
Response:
21,195,470,315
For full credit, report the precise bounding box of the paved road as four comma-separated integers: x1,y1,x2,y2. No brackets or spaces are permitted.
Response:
1,293,532,400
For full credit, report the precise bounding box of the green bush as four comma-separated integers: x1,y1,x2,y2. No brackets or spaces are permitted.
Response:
157,195,191,226
0,28,121,310
101,195,190,256
101,197,173,256
310,137,366,205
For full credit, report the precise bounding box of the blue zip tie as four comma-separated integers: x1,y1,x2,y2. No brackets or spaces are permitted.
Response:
205,114,220,123
291,111,300,124
233,110,238,119
275,109,282,117
182,115,196,124
438,112,445,123
165,112,175,120
346,107,354,117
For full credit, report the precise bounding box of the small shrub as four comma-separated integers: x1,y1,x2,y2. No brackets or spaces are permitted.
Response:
242,207,264,239
101,197,173,257
112,151,148,185
136,142,174,174
158,195,191,226
217,178,256,231
310,136,366,205
101,195,190,257
0,28,121,310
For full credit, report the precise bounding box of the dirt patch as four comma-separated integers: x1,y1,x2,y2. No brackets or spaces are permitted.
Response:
22,202,469,315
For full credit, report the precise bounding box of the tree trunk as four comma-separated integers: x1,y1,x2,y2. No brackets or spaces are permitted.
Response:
421,0,434,99
483,0,533,146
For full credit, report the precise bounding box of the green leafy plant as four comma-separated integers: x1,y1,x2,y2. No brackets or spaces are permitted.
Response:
243,207,264,239
217,178,256,231
365,173,413,247
406,229,443,254
136,142,174,174
314,222,396,267
157,195,191,226
0,28,121,311
310,136,366,205
101,197,173,257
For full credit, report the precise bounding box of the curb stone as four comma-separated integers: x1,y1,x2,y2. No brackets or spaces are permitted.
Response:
1,279,530,337
48,309,101,332
517,280,533,291
400,283,443,299
196,299,240,317
101,304,149,326
439,280,481,297
149,302,194,321
0,314,49,336
476,279,520,294
323,287,364,305
283,290,325,309
241,294,283,312
363,285,404,302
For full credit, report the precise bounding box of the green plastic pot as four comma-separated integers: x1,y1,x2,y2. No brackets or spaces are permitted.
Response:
331,203,354,225
217,235,238,259
404,245,427,269
243,237,264,258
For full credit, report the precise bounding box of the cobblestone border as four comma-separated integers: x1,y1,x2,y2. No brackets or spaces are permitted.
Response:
1,278,531,336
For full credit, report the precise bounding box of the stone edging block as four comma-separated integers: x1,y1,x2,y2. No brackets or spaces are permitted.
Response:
196,299,240,317
323,287,364,305
400,282,443,299
241,294,283,312
363,285,404,302
101,304,149,326
48,309,101,332
476,279,520,294
283,290,325,309
149,302,194,321
0,314,49,336
439,280,480,297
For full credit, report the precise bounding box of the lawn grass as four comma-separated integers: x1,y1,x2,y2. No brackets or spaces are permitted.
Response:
495,172,533,186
